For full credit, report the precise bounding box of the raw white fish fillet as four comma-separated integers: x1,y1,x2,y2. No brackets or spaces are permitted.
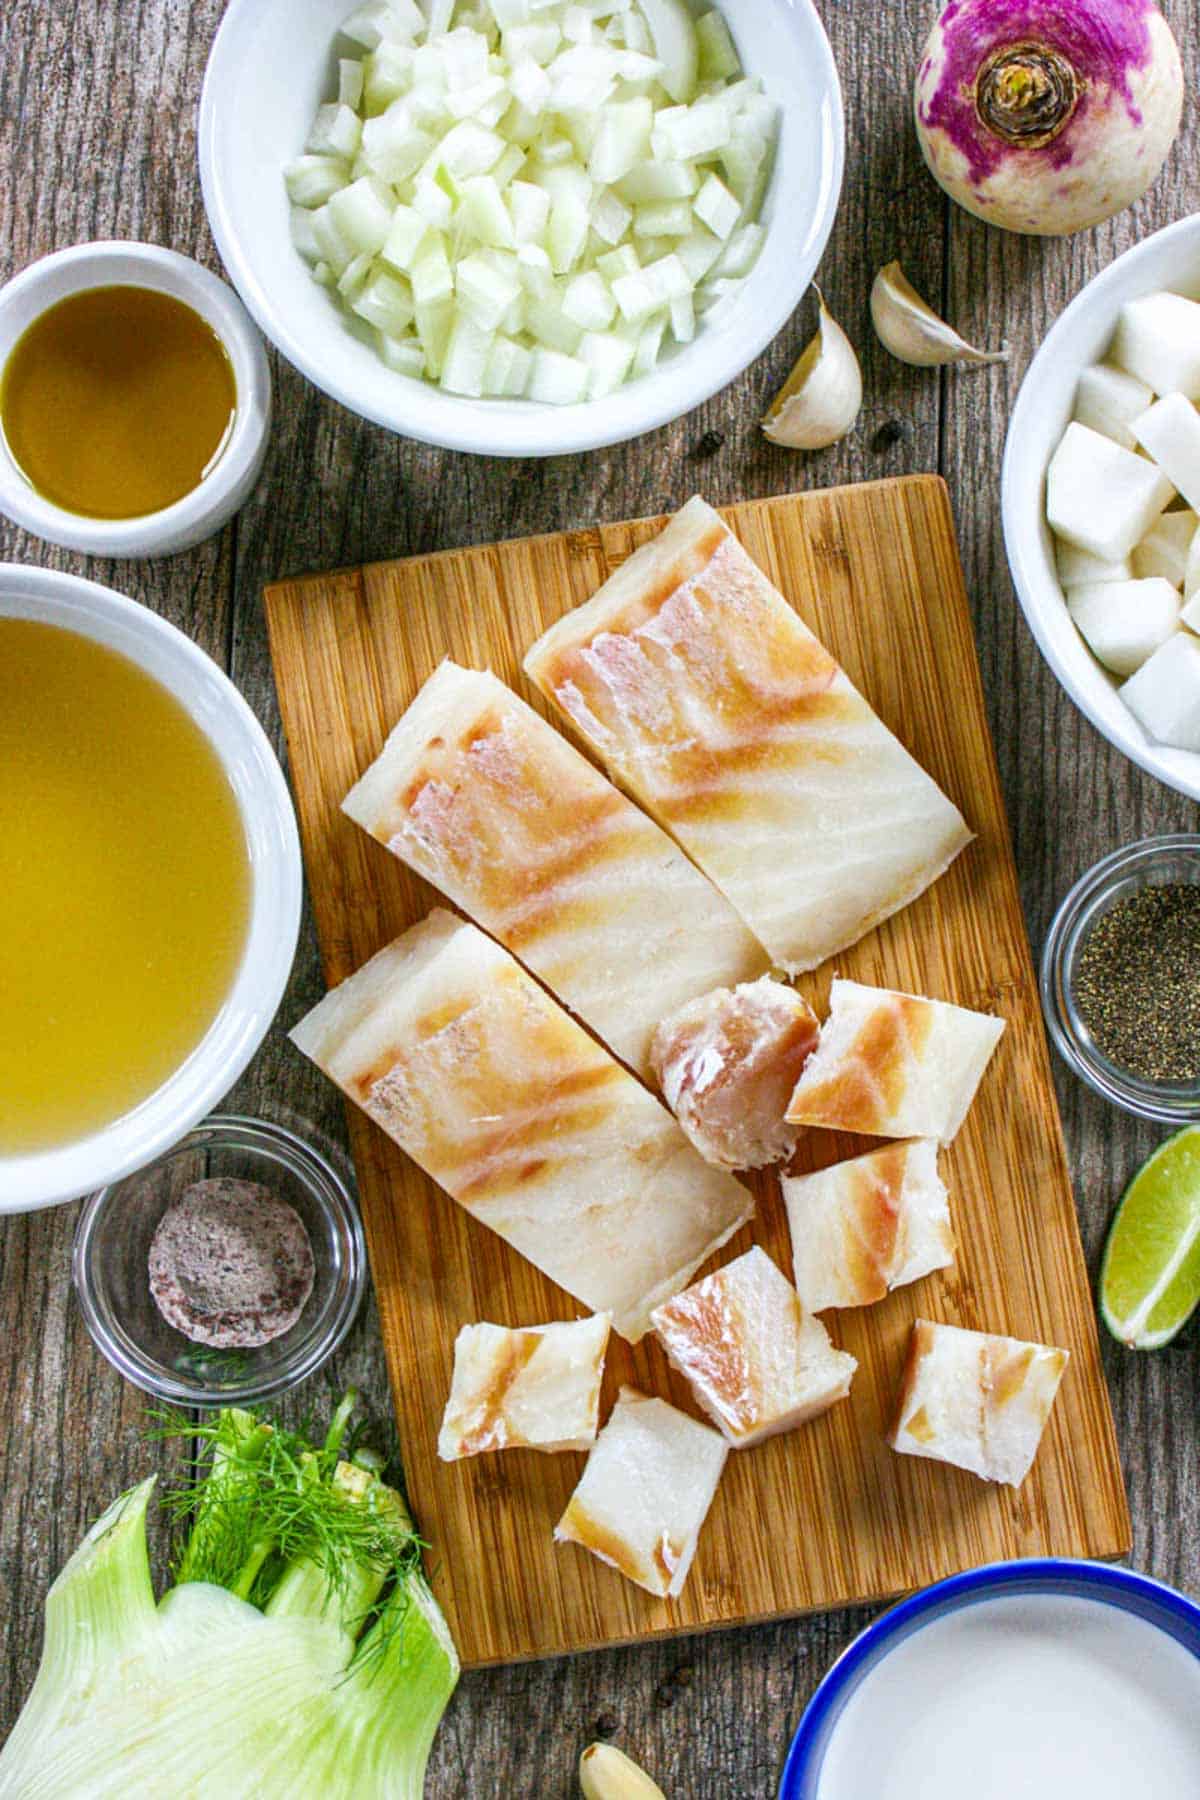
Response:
290,911,753,1342
888,1319,1068,1488
650,1246,856,1449
554,1387,728,1597
785,979,1005,1144
650,976,818,1171
343,663,763,1077
782,1139,954,1312
524,497,971,974
438,1313,611,1460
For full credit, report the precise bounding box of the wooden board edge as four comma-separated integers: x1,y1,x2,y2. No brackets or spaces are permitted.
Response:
262,475,951,611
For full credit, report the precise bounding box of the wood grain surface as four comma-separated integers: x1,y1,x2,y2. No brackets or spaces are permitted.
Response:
265,479,1128,1665
1,0,1198,1789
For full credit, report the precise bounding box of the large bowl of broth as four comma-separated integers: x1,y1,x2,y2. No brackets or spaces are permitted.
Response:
0,564,302,1209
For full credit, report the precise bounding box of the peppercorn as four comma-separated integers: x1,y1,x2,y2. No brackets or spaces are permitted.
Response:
1073,883,1200,1083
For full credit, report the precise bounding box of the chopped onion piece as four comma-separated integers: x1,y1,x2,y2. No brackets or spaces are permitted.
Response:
527,345,590,402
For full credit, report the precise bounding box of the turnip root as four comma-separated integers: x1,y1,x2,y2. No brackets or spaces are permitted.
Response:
1067,577,1179,677
1120,633,1200,751
1133,395,1200,516
1046,421,1174,564
915,0,1183,236
1112,292,1200,400
1131,510,1198,588
1073,363,1154,450
1057,541,1131,590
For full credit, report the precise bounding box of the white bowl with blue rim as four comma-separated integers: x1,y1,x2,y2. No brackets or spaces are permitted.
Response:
780,1560,1200,1800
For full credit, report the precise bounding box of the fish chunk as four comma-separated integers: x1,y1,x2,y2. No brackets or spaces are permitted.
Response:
555,1387,728,1597
783,1139,954,1312
438,1313,611,1460
290,911,753,1342
650,976,819,1171
888,1319,1069,1488
524,497,971,974
343,663,763,1077
785,979,1005,1144
650,1246,856,1448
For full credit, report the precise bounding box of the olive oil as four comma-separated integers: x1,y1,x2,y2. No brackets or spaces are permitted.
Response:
0,286,236,520
0,620,251,1153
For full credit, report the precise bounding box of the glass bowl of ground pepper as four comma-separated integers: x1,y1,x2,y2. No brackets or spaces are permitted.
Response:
73,1114,366,1406
1042,836,1200,1123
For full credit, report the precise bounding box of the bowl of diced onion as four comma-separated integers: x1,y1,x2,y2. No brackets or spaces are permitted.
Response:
198,0,842,457
1002,213,1200,803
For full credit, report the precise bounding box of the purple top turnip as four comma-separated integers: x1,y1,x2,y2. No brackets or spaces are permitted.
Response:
914,0,1183,235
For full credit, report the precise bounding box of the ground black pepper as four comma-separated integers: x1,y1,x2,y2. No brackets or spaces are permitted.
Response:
1074,883,1200,1083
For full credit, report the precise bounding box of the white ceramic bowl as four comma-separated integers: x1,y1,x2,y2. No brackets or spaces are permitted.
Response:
1002,214,1200,803
198,0,843,458
0,565,302,1211
0,243,271,557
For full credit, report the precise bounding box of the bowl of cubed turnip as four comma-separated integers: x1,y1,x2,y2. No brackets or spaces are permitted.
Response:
1003,214,1200,802
198,0,842,459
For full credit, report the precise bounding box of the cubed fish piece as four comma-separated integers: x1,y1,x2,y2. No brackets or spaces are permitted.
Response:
783,1139,954,1313
524,497,971,974
1072,361,1155,450
650,1246,856,1448
785,979,1005,1145
650,976,818,1171
1131,509,1198,586
1068,577,1180,678
342,663,763,1078
1119,631,1200,751
290,912,753,1342
1111,291,1200,399
888,1319,1068,1488
554,1387,728,1596
438,1312,611,1459
1046,422,1175,565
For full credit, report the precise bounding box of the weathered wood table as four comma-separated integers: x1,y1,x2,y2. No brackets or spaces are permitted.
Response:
2,2,1198,1791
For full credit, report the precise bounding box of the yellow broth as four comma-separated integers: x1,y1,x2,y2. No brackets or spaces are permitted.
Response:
0,620,251,1153
0,286,236,520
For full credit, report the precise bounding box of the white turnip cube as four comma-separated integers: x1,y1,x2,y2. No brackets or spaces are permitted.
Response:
1120,632,1200,750
1181,590,1200,634
1046,422,1174,563
1134,394,1200,514
1187,529,1200,601
1073,362,1154,450
1056,539,1132,590
1112,291,1200,399
1068,578,1180,677
1131,510,1198,586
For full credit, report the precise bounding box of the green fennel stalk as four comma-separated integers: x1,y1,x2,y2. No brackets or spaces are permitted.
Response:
0,1392,458,1799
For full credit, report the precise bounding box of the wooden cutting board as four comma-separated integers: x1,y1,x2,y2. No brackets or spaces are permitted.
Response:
265,476,1129,1668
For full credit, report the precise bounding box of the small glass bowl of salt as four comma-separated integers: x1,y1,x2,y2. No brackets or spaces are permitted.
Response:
1041,834,1200,1124
73,1114,366,1406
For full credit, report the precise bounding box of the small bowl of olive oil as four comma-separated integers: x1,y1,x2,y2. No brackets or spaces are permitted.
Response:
0,243,270,557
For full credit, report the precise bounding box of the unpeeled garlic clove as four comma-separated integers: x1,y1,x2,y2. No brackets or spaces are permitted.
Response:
580,1742,668,1800
870,261,1008,368
762,287,862,449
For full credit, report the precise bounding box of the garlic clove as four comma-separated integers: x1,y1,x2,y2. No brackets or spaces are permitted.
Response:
762,286,862,449
870,262,1007,369
580,1742,668,1800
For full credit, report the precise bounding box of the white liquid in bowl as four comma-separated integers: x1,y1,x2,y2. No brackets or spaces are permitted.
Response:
818,1594,1200,1799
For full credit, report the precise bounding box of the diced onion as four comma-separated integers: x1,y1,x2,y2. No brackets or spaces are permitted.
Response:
288,0,778,404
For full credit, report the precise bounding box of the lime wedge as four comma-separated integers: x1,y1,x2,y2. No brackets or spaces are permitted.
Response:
1101,1125,1200,1349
